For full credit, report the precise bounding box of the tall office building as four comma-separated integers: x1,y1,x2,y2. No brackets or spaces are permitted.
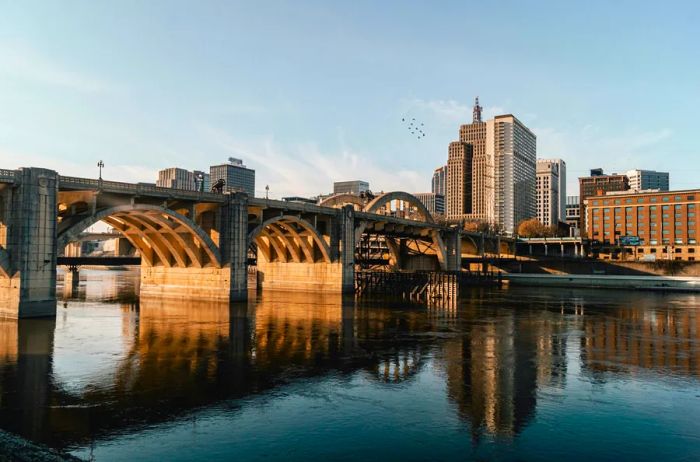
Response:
626,169,669,191
578,169,629,232
536,159,566,226
457,98,492,222
445,98,536,234
414,192,445,216
491,115,537,234
446,142,473,218
157,168,196,190
210,157,256,196
333,180,369,195
432,165,447,196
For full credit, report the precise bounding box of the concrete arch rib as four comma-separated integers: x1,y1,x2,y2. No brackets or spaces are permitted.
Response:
319,194,364,210
57,204,222,268
111,213,180,267
144,212,203,268
266,224,302,263
248,215,331,263
276,221,314,262
103,216,159,266
363,192,434,223
259,230,288,263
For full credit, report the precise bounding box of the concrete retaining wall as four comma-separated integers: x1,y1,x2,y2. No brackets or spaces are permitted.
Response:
505,273,700,291
256,261,344,292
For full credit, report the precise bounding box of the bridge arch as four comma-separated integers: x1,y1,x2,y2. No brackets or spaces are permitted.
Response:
57,204,222,268
248,215,331,264
319,194,365,210
363,192,434,223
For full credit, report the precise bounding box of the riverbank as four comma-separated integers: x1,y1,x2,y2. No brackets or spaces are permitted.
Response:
0,430,82,462
504,273,700,291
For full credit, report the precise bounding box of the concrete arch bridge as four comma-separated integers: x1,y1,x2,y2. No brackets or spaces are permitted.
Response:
0,168,508,318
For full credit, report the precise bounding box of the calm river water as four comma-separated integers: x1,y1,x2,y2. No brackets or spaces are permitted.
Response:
0,269,699,461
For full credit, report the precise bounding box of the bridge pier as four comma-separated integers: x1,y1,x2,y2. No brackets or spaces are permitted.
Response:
0,168,58,318
444,229,461,271
139,193,248,301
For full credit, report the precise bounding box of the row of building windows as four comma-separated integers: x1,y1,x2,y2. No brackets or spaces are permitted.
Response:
592,195,695,206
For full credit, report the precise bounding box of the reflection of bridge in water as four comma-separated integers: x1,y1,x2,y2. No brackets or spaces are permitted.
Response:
1,281,697,450
0,168,514,317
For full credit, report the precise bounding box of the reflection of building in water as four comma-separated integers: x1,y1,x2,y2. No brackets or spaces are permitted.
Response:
581,302,700,378
354,301,435,383
441,312,567,438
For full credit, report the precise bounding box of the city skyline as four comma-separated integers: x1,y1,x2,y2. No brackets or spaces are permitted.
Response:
1,2,698,198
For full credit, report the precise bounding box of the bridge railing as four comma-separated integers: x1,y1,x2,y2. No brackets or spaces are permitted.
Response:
58,176,227,201
0,169,17,182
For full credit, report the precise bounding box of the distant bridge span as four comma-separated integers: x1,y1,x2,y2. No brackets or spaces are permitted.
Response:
0,168,511,317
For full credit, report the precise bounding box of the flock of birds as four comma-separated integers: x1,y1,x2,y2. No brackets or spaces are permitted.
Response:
401,117,426,139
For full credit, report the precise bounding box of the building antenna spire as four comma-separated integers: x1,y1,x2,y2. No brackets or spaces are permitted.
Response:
473,96,482,123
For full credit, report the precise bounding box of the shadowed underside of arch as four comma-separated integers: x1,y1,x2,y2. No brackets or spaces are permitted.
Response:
57,205,221,268
363,192,434,223
248,215,331,263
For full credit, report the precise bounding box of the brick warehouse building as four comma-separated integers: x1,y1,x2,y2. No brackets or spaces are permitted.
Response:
585,189,699,261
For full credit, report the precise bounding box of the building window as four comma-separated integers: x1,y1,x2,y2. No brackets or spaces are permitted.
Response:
663,197,670,202
651,197,658,202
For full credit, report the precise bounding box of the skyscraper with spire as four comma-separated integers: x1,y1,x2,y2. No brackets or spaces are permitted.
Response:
445,97,536,234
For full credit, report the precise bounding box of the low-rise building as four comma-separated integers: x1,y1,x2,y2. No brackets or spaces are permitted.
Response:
585,189,699,261
626,169,669,191
578,169,629,232
210,158,256,196
565,195,581,236
333,180,369,195
157,167,196,190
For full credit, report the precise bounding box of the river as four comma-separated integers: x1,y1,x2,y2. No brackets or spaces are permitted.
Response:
0,269,698,461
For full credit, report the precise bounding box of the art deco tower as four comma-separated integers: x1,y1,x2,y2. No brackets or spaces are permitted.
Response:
445,98,536,234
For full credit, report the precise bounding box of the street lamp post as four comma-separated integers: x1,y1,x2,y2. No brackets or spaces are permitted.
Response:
265,185,269,200
97,160,104,180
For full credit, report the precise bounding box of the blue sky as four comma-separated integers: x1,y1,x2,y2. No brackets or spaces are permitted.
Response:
1,0,698,198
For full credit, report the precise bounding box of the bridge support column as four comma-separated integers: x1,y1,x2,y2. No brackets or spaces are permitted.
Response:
1,168,58,318
219,193,249,301
340,205,355,293
139,193,249,302
62,267,80,298
444,229,461,271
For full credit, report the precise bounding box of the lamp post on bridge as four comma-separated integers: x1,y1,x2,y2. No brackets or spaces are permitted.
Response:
97,160,104,181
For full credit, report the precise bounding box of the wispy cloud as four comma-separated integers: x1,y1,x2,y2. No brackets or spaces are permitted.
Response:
197,125,423,198
0,41,114,93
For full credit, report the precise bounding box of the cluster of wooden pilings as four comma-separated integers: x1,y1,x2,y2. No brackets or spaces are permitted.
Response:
354,270,501,306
